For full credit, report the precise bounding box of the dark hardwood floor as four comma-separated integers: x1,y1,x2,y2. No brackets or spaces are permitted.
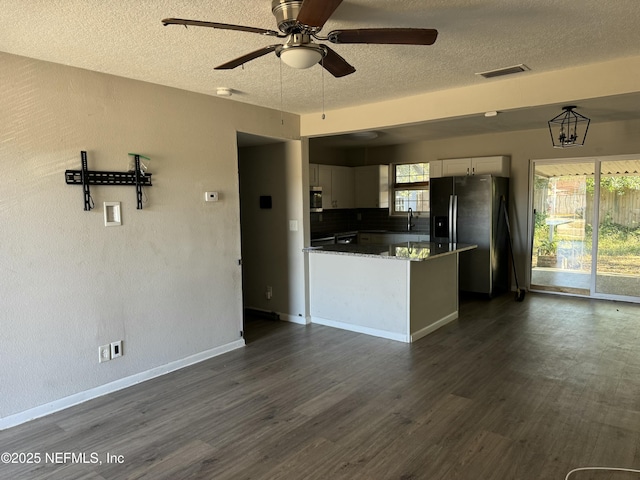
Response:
2,293,640,479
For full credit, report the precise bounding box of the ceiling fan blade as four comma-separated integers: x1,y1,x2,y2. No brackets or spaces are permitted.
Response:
321,46,355,78
214,45,280,70
296,0,343,29
162,18,282,37
328,28,438,45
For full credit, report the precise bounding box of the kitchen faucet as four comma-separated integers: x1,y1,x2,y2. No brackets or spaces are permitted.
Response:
407,208,414,231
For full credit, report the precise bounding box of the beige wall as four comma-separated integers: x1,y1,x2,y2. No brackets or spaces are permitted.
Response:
0,51,299,425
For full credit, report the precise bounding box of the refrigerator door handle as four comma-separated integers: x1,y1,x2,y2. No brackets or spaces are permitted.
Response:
452,195,458,243
448,195,454,242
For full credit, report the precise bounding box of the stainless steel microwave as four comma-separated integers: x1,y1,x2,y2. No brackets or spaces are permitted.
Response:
310,186,322,212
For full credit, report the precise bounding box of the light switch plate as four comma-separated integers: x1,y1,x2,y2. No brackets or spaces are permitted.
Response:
289,220,298,232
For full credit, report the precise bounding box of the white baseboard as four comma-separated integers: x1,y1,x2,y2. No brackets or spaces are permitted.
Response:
0,339,245,431
279,313,309,325
410,312,458,343
312,316,409,343
245,306,309,325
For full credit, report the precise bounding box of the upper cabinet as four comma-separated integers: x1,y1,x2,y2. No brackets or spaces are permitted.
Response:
318,164,333,208
437,156,510,177
331,166,355,209
316,164,354,210
309,163,320,187
471,156,510,176
312,163,388,210
355,165,389,209
429,160,443,179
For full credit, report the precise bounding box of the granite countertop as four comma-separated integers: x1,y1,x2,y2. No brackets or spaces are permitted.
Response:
304,242,477,262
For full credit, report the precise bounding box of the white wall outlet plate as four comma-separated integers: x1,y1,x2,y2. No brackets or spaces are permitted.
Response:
104,202,122,226
205,191,219,202
99,345,111,363
110,340,123,359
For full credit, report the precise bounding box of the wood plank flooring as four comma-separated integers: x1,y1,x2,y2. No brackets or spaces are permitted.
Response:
2,293,640,479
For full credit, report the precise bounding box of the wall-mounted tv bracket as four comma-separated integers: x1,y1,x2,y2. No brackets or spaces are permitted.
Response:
65,151,152,210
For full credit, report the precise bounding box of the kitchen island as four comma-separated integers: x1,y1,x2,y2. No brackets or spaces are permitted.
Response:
305,242,477,343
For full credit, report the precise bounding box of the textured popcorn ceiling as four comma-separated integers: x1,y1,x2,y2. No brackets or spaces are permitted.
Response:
1,0,640,118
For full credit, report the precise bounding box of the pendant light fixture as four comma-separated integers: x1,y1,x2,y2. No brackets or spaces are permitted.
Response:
548,106,590,148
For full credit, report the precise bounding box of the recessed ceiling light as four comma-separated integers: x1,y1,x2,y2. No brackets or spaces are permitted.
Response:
349,131,379,140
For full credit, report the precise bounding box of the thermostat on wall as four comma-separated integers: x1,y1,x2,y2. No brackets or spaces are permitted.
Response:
205,191,219,202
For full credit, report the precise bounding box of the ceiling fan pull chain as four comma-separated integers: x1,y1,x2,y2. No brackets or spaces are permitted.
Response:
279,56,284,126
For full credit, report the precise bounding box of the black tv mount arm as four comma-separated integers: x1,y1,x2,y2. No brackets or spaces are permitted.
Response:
65,151,152,211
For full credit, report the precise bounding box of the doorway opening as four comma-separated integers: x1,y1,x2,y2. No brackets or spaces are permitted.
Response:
237,133,308,342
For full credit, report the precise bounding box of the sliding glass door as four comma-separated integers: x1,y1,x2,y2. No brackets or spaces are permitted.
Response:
595,159,640,299
531,161,593,295
530,156,640,302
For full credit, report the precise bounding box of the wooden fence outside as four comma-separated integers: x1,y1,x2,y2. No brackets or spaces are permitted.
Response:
534,184,640,228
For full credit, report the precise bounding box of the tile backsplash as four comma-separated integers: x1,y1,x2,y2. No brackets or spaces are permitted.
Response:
311,208,430,236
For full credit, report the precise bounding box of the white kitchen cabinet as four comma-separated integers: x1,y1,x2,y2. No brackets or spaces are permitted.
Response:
471,156,510,176
309,163,320,187
441,158,473,176
318,164,354,209
316,163,391,209
428,160,443,179
331,166,355,209
355,165,389,208
439,156,510,177
318,164,333,209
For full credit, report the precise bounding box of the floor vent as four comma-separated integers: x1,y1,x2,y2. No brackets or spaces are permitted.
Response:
476,64,530,79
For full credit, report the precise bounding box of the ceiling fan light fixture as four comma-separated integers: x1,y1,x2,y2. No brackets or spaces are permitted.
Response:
277,44,325,69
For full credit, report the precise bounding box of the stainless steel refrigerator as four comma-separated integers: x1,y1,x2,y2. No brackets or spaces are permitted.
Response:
430,175,509,297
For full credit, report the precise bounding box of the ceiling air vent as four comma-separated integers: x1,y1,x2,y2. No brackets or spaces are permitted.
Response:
476,64,530,79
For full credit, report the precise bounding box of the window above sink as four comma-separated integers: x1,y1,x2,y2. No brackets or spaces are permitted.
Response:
391,162,430,216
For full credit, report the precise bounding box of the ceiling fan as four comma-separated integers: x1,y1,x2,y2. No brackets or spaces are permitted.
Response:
162,0,438,78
